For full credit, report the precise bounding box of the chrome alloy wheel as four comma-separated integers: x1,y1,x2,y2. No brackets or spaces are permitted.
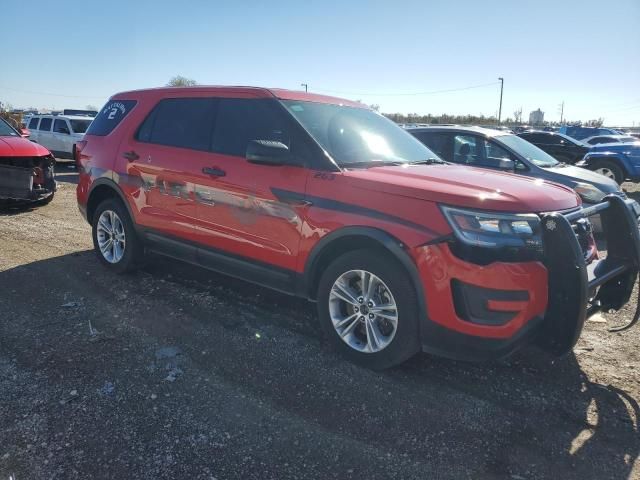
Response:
96,210,126,264
594,167,616,180
328,269,398,353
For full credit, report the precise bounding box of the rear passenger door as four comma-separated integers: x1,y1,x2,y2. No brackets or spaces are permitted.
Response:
119,97,218,251
195,97,310,276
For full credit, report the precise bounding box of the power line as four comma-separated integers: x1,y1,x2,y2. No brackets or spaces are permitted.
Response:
312,81,500,97
0,85,107,99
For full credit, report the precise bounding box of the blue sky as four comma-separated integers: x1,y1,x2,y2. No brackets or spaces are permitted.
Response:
2,0,639,125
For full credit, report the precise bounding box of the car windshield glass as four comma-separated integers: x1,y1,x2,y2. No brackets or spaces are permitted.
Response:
281,100,439,166
0,118,19,136
497,134,559,167
70,119,92,133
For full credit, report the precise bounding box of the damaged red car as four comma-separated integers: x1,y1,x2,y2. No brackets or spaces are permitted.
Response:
77,87,640,369
0,117,56,205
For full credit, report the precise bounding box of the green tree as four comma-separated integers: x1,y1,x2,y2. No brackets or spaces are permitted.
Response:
167,76,197,87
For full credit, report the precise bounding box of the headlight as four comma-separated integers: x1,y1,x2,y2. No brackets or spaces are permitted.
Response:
441,205,542,250
574,182,605,203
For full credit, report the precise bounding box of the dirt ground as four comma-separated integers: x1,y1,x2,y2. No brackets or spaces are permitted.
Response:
1,164,639,479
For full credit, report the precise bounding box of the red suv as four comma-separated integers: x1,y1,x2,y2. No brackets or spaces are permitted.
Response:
76,87,640,369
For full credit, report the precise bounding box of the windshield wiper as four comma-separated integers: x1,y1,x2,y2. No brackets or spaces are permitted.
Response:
343,160,405,169
408,158,448,165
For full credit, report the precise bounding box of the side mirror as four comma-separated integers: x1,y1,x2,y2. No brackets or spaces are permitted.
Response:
497,158,515,171
20,128,30,138
246,140,290,166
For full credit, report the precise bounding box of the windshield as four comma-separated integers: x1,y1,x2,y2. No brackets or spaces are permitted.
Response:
0,118,19,136
497,134,559,167
70,119,92,134
282,100,439,166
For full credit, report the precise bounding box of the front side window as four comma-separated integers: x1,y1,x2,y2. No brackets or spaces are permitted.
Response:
483,139,512,162
0,118,19,136
282,101,437,167
453,135,477,164
54,119,69,134
498,134,558,167
28,117,40,129
212,98,292,157
39,118,52,131
137,98,217,151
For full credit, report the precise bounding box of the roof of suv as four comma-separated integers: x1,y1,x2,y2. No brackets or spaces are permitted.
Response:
111,86,367,109
405,125,509,137
29,114,94,121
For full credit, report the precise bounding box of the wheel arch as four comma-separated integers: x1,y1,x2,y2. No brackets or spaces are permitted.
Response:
302,227,427,328
586,153,629,177
86,178,134,225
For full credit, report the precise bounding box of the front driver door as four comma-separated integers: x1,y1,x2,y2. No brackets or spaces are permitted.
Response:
195,97,311,287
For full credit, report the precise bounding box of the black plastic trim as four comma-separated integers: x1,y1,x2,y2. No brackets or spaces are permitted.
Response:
451,280,528,326
142,230,301,297
420,315,544,362
271,188,440,236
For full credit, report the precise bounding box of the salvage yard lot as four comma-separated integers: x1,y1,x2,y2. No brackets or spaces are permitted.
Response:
1,164,639,479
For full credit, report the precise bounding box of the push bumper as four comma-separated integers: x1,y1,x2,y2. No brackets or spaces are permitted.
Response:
414,195,640,361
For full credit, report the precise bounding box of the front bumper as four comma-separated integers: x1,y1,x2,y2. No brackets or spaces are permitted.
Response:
0,163,56,202
414,195,640,361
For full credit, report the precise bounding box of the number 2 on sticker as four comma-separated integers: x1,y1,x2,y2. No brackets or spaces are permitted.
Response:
108,108,118,120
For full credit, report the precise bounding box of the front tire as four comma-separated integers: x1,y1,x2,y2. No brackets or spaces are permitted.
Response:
317,249,421,369
92,198,143,273
590,159,624,185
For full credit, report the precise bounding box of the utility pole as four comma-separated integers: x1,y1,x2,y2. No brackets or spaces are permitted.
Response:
301,83,308,93
558,101,564,124
497,77,504,125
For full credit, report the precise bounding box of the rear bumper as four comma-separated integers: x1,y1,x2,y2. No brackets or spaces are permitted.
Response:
413,195,640,361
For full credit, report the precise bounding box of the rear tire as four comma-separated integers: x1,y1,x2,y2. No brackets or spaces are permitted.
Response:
590,159,624,185
316,249,421,369
92,198,143,273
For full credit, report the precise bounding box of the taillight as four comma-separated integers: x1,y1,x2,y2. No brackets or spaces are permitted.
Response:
75,140,87,168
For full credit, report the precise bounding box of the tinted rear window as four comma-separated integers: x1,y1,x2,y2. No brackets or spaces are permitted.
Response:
137,98,217,151
86,100,137,136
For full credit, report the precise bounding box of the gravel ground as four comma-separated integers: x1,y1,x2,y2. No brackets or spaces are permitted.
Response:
0,164,639,479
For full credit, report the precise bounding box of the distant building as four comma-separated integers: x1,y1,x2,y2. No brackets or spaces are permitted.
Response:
529,108,544,125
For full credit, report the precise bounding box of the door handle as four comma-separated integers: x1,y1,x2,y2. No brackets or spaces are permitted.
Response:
202,167,226,177
122,150,139,162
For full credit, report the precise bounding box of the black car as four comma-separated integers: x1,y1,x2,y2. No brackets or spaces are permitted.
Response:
517,130,589,164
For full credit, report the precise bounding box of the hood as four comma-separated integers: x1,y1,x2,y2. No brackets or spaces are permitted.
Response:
344,164,580,213
545,164,620,194
0,136,51,157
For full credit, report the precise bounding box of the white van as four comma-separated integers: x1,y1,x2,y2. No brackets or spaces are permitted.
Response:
26,114,93,159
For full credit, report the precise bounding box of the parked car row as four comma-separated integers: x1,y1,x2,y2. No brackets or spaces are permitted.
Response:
71,86,640,369
516,129,640,184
